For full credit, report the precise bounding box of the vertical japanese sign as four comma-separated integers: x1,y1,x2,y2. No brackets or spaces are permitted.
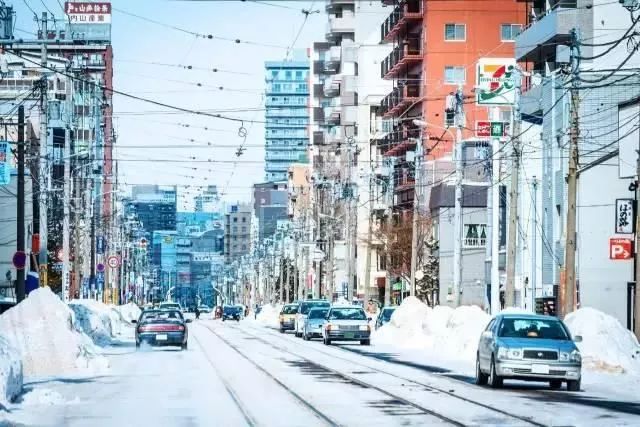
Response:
65,2,111,24
615,199,635,234
0,141,10,185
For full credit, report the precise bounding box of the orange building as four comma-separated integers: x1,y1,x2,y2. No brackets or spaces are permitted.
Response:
379,0,526,209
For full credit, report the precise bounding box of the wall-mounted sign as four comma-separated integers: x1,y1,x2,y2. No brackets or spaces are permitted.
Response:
615,199,635,234
610,238,633,260
0,141,10,185
65,2,111,24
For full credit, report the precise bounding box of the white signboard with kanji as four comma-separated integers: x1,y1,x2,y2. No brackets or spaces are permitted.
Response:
65,2,111,24
615,199,634,234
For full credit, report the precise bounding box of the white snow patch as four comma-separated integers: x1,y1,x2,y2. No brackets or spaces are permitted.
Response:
113,302,141,324
18,388,80,406
565,307,640,375
373,297,490,361
0,288,109,378
256,303,282,329
0,335,22,406
68,299,116,346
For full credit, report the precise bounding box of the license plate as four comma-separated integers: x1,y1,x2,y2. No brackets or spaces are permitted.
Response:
531,364,549,374
344,332,355,339
155,334,168,341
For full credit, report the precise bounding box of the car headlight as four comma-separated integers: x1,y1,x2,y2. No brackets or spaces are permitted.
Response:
359,325,370,331
497,347,523,360
570,350,581,363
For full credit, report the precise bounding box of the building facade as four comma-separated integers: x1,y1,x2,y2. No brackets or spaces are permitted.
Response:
224,204,252,263
264,51,310,182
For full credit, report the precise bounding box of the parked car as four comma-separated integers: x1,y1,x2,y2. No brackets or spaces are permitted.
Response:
279,303,299,333
222,305,242,321
303,307,330,340
198,305,212,313
295,299,331,337
133,309,191,350
322,306,371,346
475,313,582,391
375,307,396,330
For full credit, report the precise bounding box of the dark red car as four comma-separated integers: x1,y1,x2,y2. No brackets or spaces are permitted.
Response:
133,309,191,350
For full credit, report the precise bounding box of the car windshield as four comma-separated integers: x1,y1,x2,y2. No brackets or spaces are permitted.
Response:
281,305,298,315
308,308,329,319
140,310,183,323
300,301,330,315
382,308,395,321
329,308,367,321
498,317,570,340
224,306,240,313
160,303,180,310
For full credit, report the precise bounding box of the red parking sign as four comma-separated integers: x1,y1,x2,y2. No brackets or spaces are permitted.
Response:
609,238,633,260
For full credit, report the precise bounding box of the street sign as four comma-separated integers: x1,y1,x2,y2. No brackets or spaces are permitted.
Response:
107,255,120,269
615,199,635,234
97,236,105,254
96,263,105,273
610,238,633,260
0,141,10,185
12,251,26,270
476,58,517,105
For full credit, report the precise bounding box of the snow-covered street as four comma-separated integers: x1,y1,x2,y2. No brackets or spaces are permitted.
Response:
2,317,640,427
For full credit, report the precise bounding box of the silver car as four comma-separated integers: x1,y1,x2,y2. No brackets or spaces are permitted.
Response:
322,306,371,346
302,307,330,341
294,299,331,338
476,313,582,391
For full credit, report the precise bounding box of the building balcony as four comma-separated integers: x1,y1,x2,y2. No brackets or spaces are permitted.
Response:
326,0,354,12
324,101,341,124
380,38,422,80
379,124,420,158
326,127,343,145
323,74,341,97
515,1,581,62
380,0,422,43
326,13,355,40
326,45,342,68
380,84,421,118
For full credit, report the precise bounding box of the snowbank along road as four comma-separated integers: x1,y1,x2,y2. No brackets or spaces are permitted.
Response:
3,319,640,426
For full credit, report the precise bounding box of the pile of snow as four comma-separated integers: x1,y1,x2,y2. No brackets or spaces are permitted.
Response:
256,303,282,329
0,335,22,406
68,299,116,346
113,302,141,324
565,308,640,375
373,297,490,361
17,388,80,406
0,288,109,378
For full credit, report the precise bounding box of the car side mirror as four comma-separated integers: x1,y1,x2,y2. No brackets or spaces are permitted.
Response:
573,335,582,343
186,319,193,323
131,319,137,324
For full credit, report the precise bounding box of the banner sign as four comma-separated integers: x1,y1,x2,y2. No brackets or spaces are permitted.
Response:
0,141,10,185
65,2,111,24
615,199,635,234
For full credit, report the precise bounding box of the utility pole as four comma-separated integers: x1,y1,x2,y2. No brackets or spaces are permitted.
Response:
635,142,640,339
364,174,373,303
38,12,49,287
531,176,538,313
62,72,72,302
505,68,523,308
409,137,423,297
564,29,580,318
279,232,284,303
346,135,357,302
284,233,290,303
453,85,464,306
16,106,25,302
490,107,502,315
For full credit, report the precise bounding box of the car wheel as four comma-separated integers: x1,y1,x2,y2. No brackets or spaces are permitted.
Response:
181,342,188,350
323,338,331,346
549,380,562,390
135,341,140,349
222,317,226,322
567,379,581,392
303,332,309,341
475,355,488,386
295,332,301,338
360,339,371,346
488,356,503,388
279,328,284,333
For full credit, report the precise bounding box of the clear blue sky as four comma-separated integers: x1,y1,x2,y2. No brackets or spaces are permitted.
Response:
11,0,325,208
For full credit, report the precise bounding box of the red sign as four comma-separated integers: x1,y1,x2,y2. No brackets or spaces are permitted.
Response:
609,238,633,260
476,121,491,137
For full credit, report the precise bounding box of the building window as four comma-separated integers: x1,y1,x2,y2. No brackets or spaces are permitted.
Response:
444,23,466,41
500,24,522,41
295,70,303,80
233,226,238,232
285,71,292,79
233,217,238,223
242,217,247,223
271,70,278,79
445,110,455,127
463,224,487,247
242,245,247,251
241,226,247,232
444,66,466,84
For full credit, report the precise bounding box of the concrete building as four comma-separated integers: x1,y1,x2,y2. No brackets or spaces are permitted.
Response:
194,185,220,213
430,183,488,306
129,186,177,234
224,204,252,263
264,51,310,182
253,181,288,241
515,0,640,325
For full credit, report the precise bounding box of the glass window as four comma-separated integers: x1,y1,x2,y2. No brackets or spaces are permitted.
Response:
444,23,466,41
328,308,367,320
271,70,278,79
295,70,303,80
308,308,329,319
501,24,523,41
498,317,570,340
281,305,298,315
444,66,465,84
285,70,292,79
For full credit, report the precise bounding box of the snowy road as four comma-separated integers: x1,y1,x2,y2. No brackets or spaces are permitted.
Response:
3,319,640,426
